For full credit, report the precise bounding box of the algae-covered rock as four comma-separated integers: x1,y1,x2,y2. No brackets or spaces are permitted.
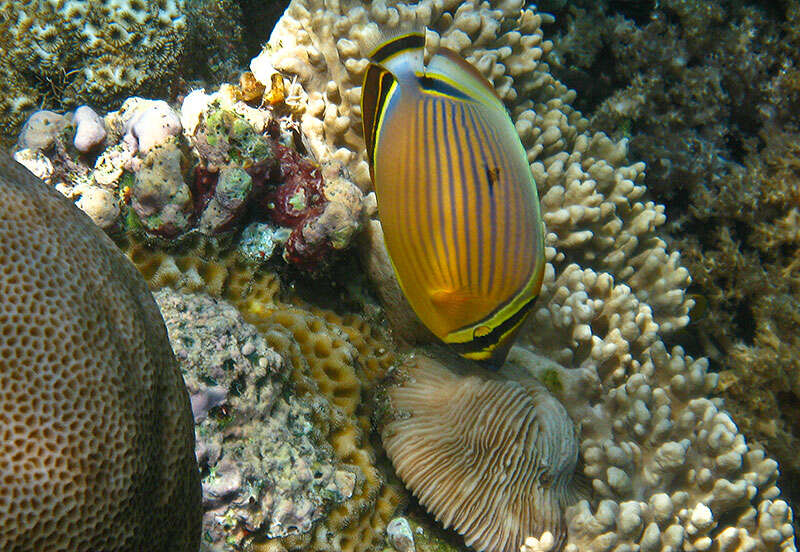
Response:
198,166,254,234
155,288,358,550
132,140,192,237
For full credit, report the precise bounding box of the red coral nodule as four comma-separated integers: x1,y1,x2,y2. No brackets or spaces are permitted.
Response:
191,166,219,215
262,142,326,227
283,218,332,272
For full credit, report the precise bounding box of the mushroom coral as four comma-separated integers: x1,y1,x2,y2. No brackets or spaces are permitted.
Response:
0,150,201,550
382,355,580,552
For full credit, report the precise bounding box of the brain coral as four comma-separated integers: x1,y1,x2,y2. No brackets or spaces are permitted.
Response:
252,0,796,550
0,150,201,550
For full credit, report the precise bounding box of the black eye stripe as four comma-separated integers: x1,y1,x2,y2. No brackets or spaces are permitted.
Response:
448,295,536,353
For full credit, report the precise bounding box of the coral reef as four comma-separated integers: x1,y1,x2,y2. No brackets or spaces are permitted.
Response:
543,0,800,517
253,0,796,549
0,150,200,550
119,241,404,552
8,0,796,550
0,0,268,147
512,344,793,552
12,85,366,272
252,0,692,333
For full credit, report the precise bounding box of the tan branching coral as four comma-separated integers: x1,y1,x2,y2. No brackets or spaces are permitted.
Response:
251,0,692,334
515,343,795,552
0,151,201,550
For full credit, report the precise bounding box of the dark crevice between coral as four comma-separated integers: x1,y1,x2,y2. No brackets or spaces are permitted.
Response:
730,298,756,346
563,42,631,114
607,0,657,25
236,0,292,59
777,391,800,437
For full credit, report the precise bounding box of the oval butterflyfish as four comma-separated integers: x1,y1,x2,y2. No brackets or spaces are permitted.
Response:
361,31,545,368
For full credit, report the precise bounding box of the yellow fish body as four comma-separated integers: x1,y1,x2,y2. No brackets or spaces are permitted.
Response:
361,32,545,367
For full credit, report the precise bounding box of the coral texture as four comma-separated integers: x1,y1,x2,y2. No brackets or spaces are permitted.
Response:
0,150,201,550
252,0,692,334
254,0,796,550
510,346,794,552
13,86,366,271
0,0,188,143
120,242,403,552
155,288,358,550
544,0,800,517
382,354,580,552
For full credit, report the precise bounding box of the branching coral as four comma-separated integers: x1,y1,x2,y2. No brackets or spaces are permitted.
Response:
513,344,794,552
251,0,795,550
542,0,800,514
251,0,692,334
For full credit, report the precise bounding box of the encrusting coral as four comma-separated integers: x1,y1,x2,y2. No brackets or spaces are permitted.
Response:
252,0,796,550
0,150,201,550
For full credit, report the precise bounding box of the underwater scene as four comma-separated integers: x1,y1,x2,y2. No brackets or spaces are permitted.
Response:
0,0,798,551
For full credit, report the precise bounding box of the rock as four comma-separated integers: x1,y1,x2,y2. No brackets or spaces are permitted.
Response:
387,517,415,552
16,110,68,151
132,140,192,237
72,105,107,153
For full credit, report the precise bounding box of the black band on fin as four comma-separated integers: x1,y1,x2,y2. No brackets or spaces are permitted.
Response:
370,33,425,64
448,295,536,355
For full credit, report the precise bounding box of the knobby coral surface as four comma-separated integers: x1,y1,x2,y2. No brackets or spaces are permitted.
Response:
544,0,800,518
0,150,201,550
12,85,366,272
